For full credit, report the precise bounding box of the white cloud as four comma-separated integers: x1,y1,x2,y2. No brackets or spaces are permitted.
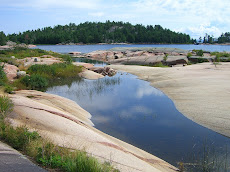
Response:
88,12,104,17
136,82,163,99
131,0,230,38
176,23,222,38
119,106,153,119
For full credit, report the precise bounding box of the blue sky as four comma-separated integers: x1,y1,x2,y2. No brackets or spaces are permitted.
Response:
0,0,229,38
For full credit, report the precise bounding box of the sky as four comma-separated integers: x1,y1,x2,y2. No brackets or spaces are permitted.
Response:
0,0,229,39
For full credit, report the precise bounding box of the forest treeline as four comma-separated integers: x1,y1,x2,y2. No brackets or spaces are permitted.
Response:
1,21,193,45
1,21,230,45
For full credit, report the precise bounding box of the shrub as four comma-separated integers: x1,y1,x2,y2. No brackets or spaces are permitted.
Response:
4,85,14,94
187,52,192,58
196,50,204,57
27,63,82,79
163,54,168,62
21,74,48,90
0,125,40,150
197,58,208,63
0,57,18,66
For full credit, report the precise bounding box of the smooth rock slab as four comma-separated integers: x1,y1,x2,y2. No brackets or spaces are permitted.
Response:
79,70,104,80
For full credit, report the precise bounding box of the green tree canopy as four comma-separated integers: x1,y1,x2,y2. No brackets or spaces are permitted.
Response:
7,21,193,44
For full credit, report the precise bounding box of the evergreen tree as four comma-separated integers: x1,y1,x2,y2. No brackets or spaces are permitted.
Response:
0,31,7,46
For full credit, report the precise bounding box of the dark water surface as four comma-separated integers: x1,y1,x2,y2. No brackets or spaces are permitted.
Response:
46,72,230,170
35,44,230,53
73,58,107,67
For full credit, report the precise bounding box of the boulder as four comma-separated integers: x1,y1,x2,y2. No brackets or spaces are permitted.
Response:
114,52,123,59
124,51,133,57
87,51,107,60
69,52,81,56
17,71,27,78
89,67,116,77
11,56,15,59
34,58,39,62
142,52,154,56
133,51,144,56
106,51,115,60
165,56,188,66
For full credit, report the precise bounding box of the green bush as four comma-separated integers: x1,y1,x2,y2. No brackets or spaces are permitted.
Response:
21,74,48,90
4,85,14,94
196,50,204,57
197,58,208,63
211,51,230,58
187,52,192,58
0,125,40,150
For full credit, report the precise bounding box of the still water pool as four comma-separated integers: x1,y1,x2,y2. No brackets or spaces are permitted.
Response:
46,72,230,170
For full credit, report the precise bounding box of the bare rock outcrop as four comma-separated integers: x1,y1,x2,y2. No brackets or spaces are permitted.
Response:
86,47,190,66
18,57,62,67
8,90,178,172
73,62,94,69
2,63,19,81
79,70,104,80
89,67,116,77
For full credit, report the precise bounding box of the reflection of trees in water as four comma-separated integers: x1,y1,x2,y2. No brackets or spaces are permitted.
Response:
73,76,121,100
73,58,107,66
45,77,83,91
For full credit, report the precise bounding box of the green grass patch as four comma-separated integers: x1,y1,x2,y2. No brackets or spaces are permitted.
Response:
15,63,82,91
0,57,19,66
150,62,168,67
27,63,82,79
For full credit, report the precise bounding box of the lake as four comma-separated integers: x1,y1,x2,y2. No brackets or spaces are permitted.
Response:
35,44,230,54
46,72,230,171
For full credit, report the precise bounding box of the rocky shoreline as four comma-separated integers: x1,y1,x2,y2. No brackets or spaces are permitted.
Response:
1,52,178,172
77,47,221,66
